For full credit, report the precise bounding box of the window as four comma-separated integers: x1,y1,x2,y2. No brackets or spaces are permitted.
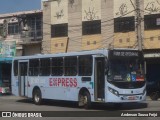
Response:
126,38,130,42
93,41,97,44
51,57,63,76
8,23,19,35
114,17,135,32
119,39,122,43
78,56,93,76
61,43,64,47
39,58,50,76
14,60,18,76
28,17,42,39
51,23,68,37
144,14,160,30
150,37,154,41
0,24,3,36
29,59,39,76
82,20,101,35
64,56,77,76
87,41,90,45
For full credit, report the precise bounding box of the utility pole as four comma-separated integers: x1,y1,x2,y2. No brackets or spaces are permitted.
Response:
135,0,142,51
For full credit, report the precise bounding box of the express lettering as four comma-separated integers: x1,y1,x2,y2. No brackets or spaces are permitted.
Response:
49,78,77,87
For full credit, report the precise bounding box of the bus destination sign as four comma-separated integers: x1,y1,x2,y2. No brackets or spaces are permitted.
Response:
110,50,139,58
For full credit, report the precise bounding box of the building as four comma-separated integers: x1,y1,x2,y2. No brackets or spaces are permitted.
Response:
42,0,142,54
0,10,42,93
42,0,114,53
42,0,160,96
0,10,43,56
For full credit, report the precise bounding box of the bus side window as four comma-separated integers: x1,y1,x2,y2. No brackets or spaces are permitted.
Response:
78,56,93,76
14,60,18,76
51,57,63,76
29,59,39,76
64,56,77,76
39,58,50,76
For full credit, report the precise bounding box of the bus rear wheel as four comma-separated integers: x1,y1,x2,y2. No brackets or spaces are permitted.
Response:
33,88,42,105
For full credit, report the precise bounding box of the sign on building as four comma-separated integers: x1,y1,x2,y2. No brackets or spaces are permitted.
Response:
0,41,16,57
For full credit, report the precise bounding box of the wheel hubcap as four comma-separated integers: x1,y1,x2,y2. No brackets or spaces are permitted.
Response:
83,96,88,104
35,93,39,102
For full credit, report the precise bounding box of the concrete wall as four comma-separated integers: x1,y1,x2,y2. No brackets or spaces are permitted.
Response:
23,44,41,56
68,0,82,52
101,0,114,49
42,1,51,54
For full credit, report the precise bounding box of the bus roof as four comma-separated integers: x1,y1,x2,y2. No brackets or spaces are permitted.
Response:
13,48,140,60
13,49,109,60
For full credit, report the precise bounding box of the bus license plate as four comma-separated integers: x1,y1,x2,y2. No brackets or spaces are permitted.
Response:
128,96,135,100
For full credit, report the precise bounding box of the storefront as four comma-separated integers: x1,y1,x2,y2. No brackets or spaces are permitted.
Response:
0,58,12,94
144,50,160,100
0,41,16,94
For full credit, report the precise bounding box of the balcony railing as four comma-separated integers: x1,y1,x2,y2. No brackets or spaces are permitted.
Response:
20,29,42,44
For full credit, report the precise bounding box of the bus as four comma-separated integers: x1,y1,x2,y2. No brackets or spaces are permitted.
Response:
11,49,146,108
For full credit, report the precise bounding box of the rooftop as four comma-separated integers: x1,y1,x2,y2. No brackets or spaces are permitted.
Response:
0,9,42,19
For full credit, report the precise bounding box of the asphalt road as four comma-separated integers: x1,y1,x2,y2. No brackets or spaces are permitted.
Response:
0,95,159,120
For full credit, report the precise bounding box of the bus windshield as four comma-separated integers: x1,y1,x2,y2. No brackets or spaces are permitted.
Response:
107,59,144,82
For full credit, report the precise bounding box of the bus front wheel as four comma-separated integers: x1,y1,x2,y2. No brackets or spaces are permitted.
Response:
79,91,91,109
33,88,42,105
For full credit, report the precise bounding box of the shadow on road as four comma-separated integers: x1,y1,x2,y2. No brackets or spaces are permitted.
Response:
16,98,148,111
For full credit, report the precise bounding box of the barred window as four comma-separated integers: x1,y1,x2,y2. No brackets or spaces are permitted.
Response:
144,14,160,30
78,56,93,76
29,59,39,76
114,17,135,32
0,24,3,36
64,56,77,76
39,58,50,76
8,23,19,35
51,23,68,37
51,57,63,76
82,20,101,35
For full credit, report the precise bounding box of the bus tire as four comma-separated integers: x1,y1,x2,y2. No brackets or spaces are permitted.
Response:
83,91,91,109
150,92,159,100
33,88,42,105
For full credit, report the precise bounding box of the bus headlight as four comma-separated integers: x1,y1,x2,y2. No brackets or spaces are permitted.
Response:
108,87,119,96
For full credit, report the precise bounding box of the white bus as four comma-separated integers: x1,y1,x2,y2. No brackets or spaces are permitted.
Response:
11,49,146,109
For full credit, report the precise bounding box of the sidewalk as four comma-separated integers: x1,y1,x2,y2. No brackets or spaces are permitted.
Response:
0,94,23,100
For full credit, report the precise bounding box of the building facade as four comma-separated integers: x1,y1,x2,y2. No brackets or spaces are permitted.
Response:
0,10,43,56
42,0,114,53
42,0,160,52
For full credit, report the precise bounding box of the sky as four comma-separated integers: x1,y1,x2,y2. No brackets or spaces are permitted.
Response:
0,0,41,14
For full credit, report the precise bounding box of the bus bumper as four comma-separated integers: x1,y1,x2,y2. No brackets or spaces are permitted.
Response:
106,90,146,103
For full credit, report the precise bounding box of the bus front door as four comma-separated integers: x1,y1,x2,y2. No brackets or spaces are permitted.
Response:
95,57,105,101
19,62,28,97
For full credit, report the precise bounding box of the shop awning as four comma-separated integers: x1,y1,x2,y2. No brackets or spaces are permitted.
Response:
0,58,13,63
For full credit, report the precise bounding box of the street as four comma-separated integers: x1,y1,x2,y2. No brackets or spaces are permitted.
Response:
0,95,160,120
